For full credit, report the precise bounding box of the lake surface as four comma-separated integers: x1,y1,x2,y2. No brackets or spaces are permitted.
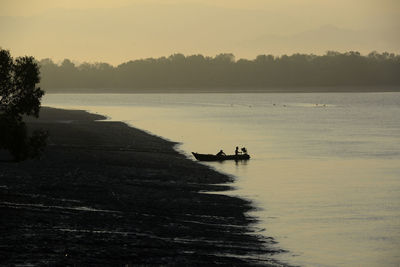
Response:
43,92,400,267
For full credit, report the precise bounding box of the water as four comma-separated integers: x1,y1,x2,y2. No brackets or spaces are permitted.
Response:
43,92,400,266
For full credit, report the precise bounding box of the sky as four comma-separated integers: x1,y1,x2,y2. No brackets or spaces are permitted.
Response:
0,0,399,65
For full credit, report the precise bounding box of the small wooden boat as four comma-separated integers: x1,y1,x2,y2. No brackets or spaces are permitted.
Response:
192,152,250,161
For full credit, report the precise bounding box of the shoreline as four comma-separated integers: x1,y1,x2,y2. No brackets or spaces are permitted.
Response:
43,86,400,94
0,107,284,266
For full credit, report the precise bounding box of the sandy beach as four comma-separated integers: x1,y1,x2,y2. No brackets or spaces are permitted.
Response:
0,107,282,266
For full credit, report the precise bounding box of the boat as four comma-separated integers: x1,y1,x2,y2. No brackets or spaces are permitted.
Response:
192,152,250,161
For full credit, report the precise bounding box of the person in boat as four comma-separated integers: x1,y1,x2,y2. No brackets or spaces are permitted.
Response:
216,149,226,156
241,147,248,154
235,146,240,155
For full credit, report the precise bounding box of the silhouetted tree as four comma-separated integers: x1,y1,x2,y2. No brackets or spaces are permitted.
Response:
0,49,47,161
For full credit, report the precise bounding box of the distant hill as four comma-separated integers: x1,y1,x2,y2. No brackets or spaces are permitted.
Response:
39,52,400,93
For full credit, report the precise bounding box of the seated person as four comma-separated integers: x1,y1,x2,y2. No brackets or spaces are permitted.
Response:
216,149,226,156
241,147,248,154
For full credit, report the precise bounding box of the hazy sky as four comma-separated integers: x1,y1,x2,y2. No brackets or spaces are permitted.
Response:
1,0,399,65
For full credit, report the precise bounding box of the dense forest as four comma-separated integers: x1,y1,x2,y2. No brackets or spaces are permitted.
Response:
39,51,400,92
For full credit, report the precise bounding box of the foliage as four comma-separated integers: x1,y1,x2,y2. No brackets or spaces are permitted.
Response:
0,49,47,161
39,51,400,91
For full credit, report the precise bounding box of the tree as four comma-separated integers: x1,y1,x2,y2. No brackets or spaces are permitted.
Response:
0,49,47,161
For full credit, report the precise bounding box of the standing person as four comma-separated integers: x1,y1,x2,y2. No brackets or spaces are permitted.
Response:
235,146,239,155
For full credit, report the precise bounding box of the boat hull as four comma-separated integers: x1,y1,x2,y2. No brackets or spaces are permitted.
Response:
192,152,250,161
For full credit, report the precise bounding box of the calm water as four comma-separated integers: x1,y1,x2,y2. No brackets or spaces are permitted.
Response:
43,92,400,267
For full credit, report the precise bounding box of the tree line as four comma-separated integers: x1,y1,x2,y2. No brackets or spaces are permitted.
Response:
39,51,400,91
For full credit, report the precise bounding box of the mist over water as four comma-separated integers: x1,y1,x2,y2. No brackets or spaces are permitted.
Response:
43,92,400,266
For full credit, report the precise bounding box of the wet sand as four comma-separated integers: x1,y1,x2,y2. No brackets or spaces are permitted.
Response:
0,107,283,266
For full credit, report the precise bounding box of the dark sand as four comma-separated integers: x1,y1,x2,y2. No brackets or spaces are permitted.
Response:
0,107,283,266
